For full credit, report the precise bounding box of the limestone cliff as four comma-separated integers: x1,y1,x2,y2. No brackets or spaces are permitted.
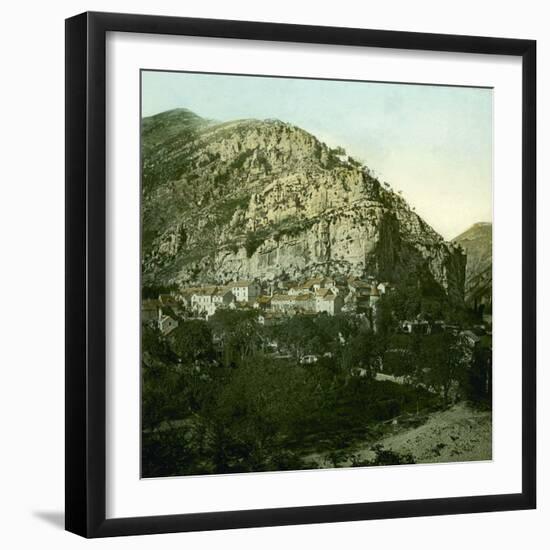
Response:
453,222,492,309
142,108,465,300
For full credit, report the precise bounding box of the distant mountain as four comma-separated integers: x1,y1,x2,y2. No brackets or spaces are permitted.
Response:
141,108,465,301
452,222,492,311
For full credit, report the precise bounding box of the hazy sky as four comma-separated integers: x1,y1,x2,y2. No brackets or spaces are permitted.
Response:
142,70,493,240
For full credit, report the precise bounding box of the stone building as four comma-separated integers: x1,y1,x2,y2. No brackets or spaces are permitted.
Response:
141,299,159,323
191,286,234,317
315,289,343,315
158,313,178,335
229,280,261,303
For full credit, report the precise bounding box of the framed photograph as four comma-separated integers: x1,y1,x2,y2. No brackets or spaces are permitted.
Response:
65,11,536,538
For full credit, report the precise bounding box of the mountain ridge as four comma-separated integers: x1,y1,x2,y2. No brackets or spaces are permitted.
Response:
452,222,492,311
141,109,466,302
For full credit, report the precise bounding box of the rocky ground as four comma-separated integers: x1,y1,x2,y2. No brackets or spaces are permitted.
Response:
313,402,492,467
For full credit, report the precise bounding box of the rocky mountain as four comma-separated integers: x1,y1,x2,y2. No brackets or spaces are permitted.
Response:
142,108,465,301
452,222,492,310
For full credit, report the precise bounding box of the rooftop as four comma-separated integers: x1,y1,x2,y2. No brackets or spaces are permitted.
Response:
304,277,324,285
348,279,371,289
228,280,256,288
192,286,218,296
271,294,293,302
213,287,233,296
315,288,331,298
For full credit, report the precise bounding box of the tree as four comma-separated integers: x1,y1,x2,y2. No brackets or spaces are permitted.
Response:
142,361,183,431
464,342,492,405
199,355,320,473
271,316,320,358
209,309,261,364
375,294,396,335
341,327,383,378
142,426,199,478
382,333,420,380
421,333,470,404
383,273,422,321
168,320,214,364
379,265,459,324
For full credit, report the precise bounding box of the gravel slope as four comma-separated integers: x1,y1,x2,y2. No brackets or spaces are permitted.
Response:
356,402,492,465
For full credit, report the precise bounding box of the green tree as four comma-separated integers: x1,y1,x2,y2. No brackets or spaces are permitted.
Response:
464,342,492,405
421,333,470,404
209,309,261,363
168,320,214,364
200,354,320,473
341,327,383,378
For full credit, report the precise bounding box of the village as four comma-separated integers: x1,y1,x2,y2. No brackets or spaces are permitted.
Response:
141,274,493,477
142,274,491,377
142,276,390,336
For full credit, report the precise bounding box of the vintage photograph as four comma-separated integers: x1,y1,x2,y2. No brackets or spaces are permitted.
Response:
140,70,493,478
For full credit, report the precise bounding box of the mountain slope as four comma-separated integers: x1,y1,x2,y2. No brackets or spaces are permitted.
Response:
141,108,465,301
452,222,492,310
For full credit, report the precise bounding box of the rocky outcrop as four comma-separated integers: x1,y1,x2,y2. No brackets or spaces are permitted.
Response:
453,222,492,309
142,108,465,301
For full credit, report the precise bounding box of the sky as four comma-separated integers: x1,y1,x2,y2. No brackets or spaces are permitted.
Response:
142,70,493,240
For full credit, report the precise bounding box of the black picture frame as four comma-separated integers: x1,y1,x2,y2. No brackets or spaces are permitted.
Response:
65,11,536,538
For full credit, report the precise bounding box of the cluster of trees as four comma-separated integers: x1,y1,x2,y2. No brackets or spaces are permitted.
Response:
375,266,480,331
141,306,470,477
382,332,484,405
142,271,491,478
373,275,492,406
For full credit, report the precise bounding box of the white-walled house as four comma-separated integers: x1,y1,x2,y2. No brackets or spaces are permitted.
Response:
377,282,391,295
191,286,234,317
211,288,235,313
271,293,296,312
191,286,217,314
158,313,178,335
315,289,343,315
294,292,315,312
288,282,312,296
311,277,336,291
270,287,344,315
290,277,336,295
271,292,316,313
229,280,261,303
